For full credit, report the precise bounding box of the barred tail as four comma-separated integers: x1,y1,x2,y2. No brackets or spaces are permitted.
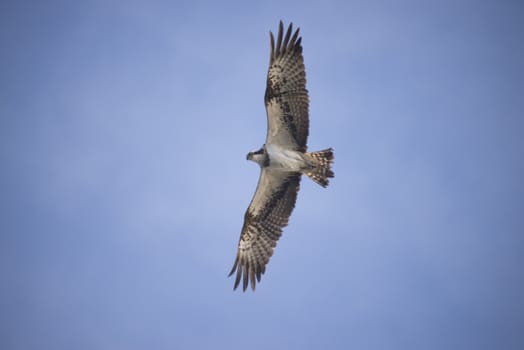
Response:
304,148,335,187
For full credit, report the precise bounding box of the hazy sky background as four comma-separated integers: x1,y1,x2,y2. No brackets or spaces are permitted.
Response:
1,0,523,349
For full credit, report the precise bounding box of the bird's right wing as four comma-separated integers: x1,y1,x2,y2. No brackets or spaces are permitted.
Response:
228,168,301,291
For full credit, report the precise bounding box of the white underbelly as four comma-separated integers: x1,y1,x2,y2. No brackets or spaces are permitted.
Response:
266,144,306,171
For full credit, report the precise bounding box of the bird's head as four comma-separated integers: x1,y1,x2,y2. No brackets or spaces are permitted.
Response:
246,145,267,166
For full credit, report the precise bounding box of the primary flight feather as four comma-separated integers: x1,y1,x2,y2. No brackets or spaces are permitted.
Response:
229,21,334,292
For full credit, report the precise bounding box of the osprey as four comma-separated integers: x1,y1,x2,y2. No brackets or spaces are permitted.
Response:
229,21,334,291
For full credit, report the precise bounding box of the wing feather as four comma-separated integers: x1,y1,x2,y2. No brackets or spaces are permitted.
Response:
229,169,301,291
265,21,309,151
275,21,284,56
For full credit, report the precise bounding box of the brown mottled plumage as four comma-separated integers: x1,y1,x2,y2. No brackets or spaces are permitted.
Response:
229,21,334,291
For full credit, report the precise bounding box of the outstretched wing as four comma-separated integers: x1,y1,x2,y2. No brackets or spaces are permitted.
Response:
229,169,301,291
265,21,309,152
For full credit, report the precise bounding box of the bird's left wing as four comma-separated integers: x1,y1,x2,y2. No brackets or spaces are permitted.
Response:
229,168,301,291
265,21,310,152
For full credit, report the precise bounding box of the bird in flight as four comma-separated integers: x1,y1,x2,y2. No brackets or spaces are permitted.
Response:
229,21,334,291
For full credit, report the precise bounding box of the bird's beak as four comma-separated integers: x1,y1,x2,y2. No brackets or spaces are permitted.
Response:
246,152,252,160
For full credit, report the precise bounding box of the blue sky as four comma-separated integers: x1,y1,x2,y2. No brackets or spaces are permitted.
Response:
1,0,523,349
